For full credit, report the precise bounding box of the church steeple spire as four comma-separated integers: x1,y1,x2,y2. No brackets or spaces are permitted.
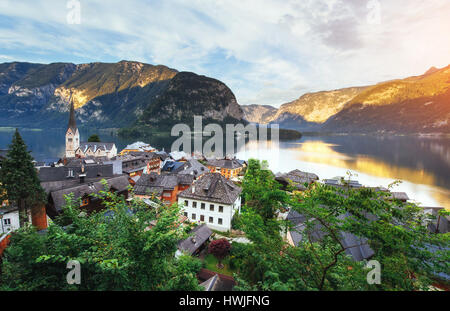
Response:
65,95,80,158
68,96,77,132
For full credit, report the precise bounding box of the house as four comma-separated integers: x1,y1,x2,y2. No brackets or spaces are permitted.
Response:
128,152,161,174
176,224,212,257
119,141,156,155
206,158,244,180
170,151,190,162
0,207,20,235
275,170,319,191
39,164,129,218
34,158,63,168
75,142,117,159
197,269,235,291
388,192,410,203
44,175,129,218
162,159,208,179
422,207,449,233
285,209,375,262
162,161,186,174
134,172,194,205
112,154,151,185
155,151,170,162
178,173,242,232
65,99,117,159
323,178,363,189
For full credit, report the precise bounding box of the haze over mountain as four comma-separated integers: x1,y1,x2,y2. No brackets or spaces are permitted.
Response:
0,61,244,129
243,65,450,134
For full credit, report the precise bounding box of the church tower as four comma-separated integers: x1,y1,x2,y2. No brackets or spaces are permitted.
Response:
65,98,80,158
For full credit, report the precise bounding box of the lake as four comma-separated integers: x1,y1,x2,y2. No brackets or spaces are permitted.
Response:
1,127,449,210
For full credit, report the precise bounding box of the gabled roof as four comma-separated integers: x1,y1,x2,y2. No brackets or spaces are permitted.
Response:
206,158,243,169
122,141,155,151
287,210,375,262
177,224,212,255
39,164,114,184
178,173,242,205
163,159,208,178
389,192,410,202
276,170,319,190
134,172,194,196
78,142,116,153
49,175,129,212
162,161,185,173
170,151,190,161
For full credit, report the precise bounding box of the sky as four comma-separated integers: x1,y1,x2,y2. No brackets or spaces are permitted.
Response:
0,0,449,107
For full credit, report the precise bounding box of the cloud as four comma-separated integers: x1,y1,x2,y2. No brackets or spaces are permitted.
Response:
0,0,449,107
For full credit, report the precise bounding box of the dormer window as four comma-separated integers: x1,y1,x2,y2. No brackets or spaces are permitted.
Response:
67,169,74,178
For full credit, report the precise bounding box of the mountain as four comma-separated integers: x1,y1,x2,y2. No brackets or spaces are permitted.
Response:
0,61,244,129
139,71,243,128
241,104,278,124
244,66,450,134
323,65,450,133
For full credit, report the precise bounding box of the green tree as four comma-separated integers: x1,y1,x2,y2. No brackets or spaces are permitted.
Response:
0,129,46,227
0,185,202,291
241,159,288,222
234,164,449,291
87,134,101,142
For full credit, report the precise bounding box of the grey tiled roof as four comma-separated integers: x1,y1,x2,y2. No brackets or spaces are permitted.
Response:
134,172,194,195
389,192,410,201
79,142,115,153
178,173,242,205
178,224,212,255
276,170,319,190
39,164,114,183
288,210,375,262
206,158,243,169
50,175,129,211
175,159,209,178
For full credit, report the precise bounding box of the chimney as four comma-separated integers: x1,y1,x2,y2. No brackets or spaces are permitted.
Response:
191,185,195,194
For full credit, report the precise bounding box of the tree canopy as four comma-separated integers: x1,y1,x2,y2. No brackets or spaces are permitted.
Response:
0,129,46,226
87,134,101,142
233,160,450,291
0,185,202,291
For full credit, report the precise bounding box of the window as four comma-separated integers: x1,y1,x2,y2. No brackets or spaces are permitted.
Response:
193,201,197,208
184,212,188,217
3,219,11,225
192,213,196,220
209,217,213,223
219,206,224,213
218,218,223,225
68,138,73,142
201,203,205,210
184,200,189,207
210,204,214,211
200,215,205,222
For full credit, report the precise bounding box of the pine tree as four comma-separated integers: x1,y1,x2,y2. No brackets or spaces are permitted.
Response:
0,129,46,227
88,134,101,142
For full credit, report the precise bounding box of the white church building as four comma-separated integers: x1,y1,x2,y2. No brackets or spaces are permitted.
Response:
65,100,117,159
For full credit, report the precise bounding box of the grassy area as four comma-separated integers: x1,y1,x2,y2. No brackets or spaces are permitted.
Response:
203,254,236,277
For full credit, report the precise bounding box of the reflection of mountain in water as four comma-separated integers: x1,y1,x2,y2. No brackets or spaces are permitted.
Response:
290,135,450,190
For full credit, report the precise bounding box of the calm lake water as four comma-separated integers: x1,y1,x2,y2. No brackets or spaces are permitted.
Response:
1,128,449,210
